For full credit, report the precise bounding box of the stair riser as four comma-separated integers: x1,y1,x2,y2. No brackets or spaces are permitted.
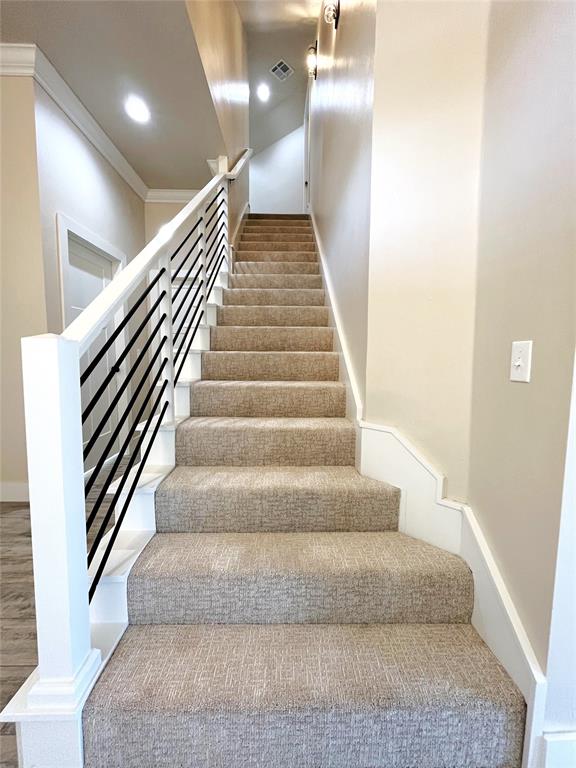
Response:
176,424,355,466
202,352,339,381
236,251,318,263
243,226,313,234
217,306,329,326
248,214,310,220
223,288,325,306
210,327,334,352
234,261,319,275
128,572,473,625
240,235,315,245
238,242,317,252
229,274,323,289
190,383,345,417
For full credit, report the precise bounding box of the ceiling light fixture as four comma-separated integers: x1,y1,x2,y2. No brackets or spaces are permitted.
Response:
124,94,150,124
256,83,270,102
307,43,318,80
324,0,340,29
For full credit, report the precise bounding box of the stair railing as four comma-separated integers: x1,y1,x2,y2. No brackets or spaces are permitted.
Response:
19,150,251,712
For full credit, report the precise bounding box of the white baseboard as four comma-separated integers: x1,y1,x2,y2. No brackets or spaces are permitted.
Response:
311,209,547,768
0,482,29,502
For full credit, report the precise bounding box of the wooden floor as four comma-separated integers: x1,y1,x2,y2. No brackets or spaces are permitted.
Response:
0,502,36,768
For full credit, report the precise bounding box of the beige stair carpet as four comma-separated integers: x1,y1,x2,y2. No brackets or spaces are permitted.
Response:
83,213,525,767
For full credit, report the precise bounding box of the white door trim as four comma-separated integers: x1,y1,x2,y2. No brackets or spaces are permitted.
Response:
56,212,127,331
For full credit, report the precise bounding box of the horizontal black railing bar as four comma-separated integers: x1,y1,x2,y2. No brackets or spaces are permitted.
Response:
170,232,203,283
80,269,165,386
169,216,203,263
88,395,169,601
84,347,167,499
172,265,203,321
174,300,203,362
82,317,166,453
172,257,203,304
81,300,166,424
205,210,226,248
173,282,204,341
205,199,227,231
86,378,168,566
206,242,227,279
205,186,224,212
207,249,227,297
205,231,227,267
85,359,168,535
175,309,205,383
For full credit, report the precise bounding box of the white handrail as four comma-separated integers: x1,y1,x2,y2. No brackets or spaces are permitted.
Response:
62,173,225,354
226,148,253,180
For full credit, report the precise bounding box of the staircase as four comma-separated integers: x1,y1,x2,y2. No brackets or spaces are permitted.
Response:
82,214,525,767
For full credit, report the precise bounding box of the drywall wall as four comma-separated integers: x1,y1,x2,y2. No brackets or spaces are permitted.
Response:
145,202,186,244
250,125,304,213
185,0,250,246
468,0,576,672
364,0,489,500
308,0,376,405
186,0,249,165
0,76,46,498
34,84,145,333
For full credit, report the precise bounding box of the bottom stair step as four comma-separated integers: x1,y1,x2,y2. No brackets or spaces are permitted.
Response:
83,623,526,768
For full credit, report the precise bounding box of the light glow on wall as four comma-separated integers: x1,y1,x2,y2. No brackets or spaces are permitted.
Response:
124,94,150,124
256,83,270,103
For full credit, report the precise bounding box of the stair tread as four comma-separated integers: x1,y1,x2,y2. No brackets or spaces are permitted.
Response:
190,380,345,417
128,531,473,624
210,326,333,352
176,417,355,466
156,465,399,533
83,623,525,768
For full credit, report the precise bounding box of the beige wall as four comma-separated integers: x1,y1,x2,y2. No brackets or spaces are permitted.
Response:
186,0,249,166
34,85,145,333
145,201,186,244
0,77,46,494
468,1,576,670
364,1,489,500
186,1,250,240
309,0,376,404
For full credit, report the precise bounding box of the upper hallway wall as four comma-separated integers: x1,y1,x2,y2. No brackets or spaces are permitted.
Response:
468,0,576,672
34,84,145,334
0,76,46,495
365,0,489,500
186,0,249,167
308,0,376,406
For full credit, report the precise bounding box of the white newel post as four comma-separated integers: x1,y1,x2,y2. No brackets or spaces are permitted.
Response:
157,256,176,424
21,334,102,711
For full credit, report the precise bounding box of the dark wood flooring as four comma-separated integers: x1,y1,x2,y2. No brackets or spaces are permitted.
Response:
0,502,36,768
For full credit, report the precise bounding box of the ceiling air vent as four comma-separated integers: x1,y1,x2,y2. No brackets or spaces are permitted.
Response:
270,60,294,82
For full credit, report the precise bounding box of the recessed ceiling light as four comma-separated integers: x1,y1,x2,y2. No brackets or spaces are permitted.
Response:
124,94,150,124
256,83,270,103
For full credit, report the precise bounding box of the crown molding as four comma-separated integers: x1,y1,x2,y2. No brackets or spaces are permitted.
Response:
145,189,200,204
0,43,148,200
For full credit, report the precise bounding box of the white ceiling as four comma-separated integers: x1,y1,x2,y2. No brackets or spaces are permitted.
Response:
237,1,321,31
238,2,321,154
0,1,226,189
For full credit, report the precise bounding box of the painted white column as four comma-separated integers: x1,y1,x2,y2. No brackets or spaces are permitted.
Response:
21,334,101,709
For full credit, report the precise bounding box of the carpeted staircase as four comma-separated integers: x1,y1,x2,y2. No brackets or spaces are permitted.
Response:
83,214,526,767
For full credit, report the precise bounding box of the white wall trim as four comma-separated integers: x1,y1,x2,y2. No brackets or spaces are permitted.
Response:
313,214,547,766
310,212,364,421
231,201,250,248
145,189,200,204
0,482,29,502
0,43,148,200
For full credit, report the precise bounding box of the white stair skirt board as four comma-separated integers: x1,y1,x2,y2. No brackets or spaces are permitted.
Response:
311,212,546,768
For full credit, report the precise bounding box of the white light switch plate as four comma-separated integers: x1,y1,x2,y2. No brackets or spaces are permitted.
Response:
510,340,533,382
